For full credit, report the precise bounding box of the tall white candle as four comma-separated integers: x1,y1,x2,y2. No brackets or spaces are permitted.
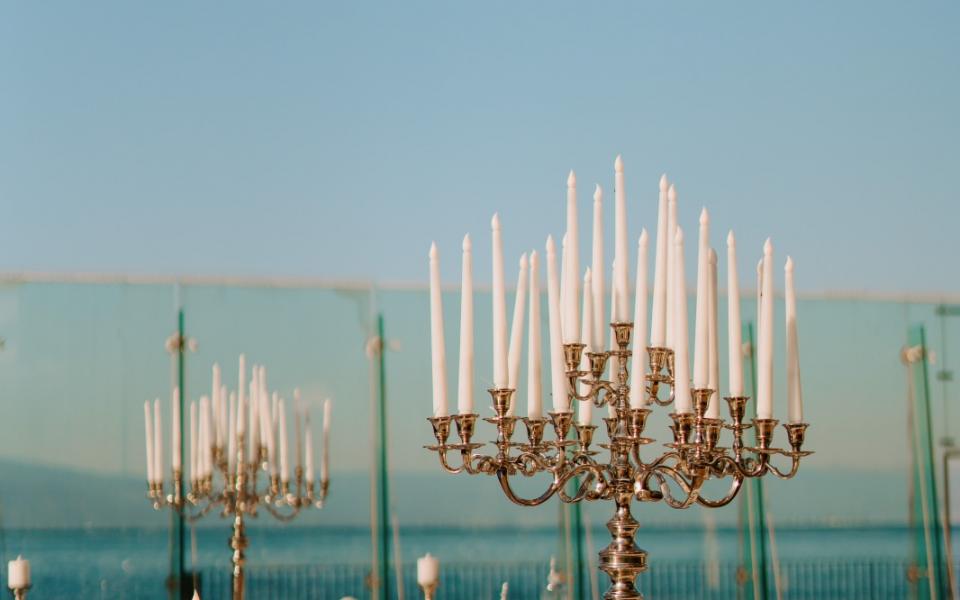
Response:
560,233,568,338
144,400,155,483
457,234,474,415
578,268,594,426
190,401,198,482
693,208,710,390
171,386,181,472
7,556,30,589
591,184,605,348
249,367,260,457
153,398,163,482
707,249,720,418
564,171,580,343
492,214,509,389
607,264,619,417
629,230,649,408
614,155,629,321
238,354,246,425
545,236,568,412
212,363,222,446
727,231,743,397
756,258,762,355
665,184,678,349
757,239,775,419
258,388,275,475
651,174,669,346
322,398,332,483
278,398,289,483
228,391,237,473
785,257,803,423
199,396,210,478
417,553,439,586
428,242,449,417
508,253,529,402
673,228,692,414
305,407,314,483
527,250,543,420
220,385,228,450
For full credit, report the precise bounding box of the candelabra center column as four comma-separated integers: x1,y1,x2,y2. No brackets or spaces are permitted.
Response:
231,511,248,600
598,486,647,599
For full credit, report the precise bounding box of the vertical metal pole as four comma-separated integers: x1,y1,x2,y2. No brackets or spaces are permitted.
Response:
167,296,187,600
570,483,586,599
376,314,392,600
744,322,769,600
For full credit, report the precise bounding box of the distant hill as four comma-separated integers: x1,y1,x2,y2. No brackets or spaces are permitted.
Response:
0,460,914,529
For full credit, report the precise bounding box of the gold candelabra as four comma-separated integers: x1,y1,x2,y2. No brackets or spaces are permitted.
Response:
148,432,329,600
426,322,811,600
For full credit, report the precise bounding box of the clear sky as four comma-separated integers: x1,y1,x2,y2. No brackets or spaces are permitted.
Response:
2,1,958,294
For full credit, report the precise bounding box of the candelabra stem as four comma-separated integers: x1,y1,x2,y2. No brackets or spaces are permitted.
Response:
230,510,247,600
10,588,29,600
598,496,647,600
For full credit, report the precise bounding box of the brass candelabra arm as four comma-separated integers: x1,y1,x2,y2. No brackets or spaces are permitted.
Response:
185,494,226,523
495,460,611,507
763,422,812,479
640,464,703,509
645,346,675,406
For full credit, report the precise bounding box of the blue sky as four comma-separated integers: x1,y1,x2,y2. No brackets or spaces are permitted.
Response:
1,1,958,294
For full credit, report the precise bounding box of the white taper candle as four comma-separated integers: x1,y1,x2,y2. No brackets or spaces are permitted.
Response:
707,248,720,418
457,234,474,415
428,242,449,417
322,398,331,483
785,257,803,423
614,155,629,321
144,400,155,483
527,250,543,420
546,236,568,412
693,208,710,390
578,268,593,426
665,184,678,349
189,401,198,482
153,398,163,482
651,174,669,346
279,398,289,483
564,171,580,343
171,387,181,472
727,231,743,397
507,253,529,410
757,239,775,420
629,230,649,408
492,214,509,389
591,184,605,349
673,229,692,414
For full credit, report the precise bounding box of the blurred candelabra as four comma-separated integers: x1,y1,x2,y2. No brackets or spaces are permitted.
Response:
428,329,810,599
144,357,332,600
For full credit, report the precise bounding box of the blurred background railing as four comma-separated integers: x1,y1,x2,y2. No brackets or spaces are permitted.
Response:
1,276,959,599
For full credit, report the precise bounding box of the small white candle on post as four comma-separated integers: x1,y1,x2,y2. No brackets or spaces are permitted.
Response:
144,400,155,483
629,230,649,408
785,257,803,423
564,170,580,343
591,184,605,347
673,228,692,414
707,249,720,418
417,553,440,587
457,234,474,416
508,254,529,409
651,174,669,346
693,208,710,390
428,242,449,417
7,556,30,590
578,268,594,426
171,387,181,474
545,236,568,413
527,250,543,420
727,231,743,397
492,214,509,389
614,156,629,321
757,239,775,420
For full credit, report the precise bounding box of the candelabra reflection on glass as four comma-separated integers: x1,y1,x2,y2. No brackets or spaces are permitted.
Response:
425,160,812,599
144,356,332,600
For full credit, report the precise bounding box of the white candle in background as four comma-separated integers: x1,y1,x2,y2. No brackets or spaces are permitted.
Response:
508,253,529,408
144,400,155,483
578,268,594,426
727,231,743,397
259,388,275,475
665,184,678,349
212,363,221,446
457,234,474,415
673,228,692,414
560,233,568,338
545,236,568,413
756,258,763,356
7,556,30,589
707,249,720,418
305,407,314,483
417,553,439,586
228,391,237,473
614,155,629,321
249,367,260,457
527,250,543,420
199,396,210,478
272,391,279,453
651,174,669,346
629,230,649,408
785,257,803,423
190,401,198,482
279,398,289,483
428,242,449,417
591,184,605,348
492,214,509,389
758,239,775,420
238,354,246,423
172,387,181,473
322,398,332,483
607,264,619,417
693,208,710,390
564,171,580,343
153,398,163,482
294,389,302,472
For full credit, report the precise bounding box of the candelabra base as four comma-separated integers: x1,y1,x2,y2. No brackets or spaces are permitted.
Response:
598,500,647,600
